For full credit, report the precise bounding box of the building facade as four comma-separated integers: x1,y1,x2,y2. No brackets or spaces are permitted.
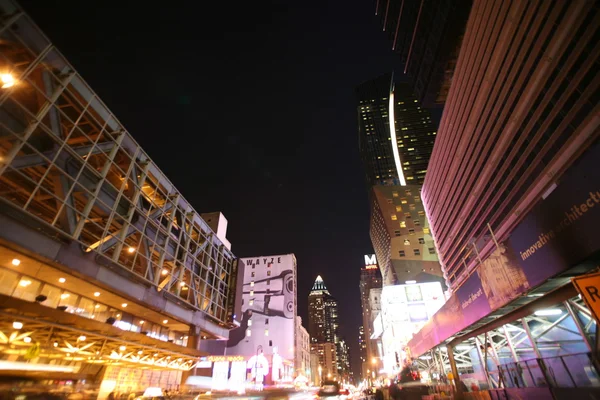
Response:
357,74,438,188
308,276,339,345
370,185,444,286
0,0,237,395
311,342,337,382
372,0,472,108
421,0,600,292
359,256,382,379
337,339,351,383
307,275,352,379
358,325,367,380
404,1,600,386
295,316,311,378
225,255,298,382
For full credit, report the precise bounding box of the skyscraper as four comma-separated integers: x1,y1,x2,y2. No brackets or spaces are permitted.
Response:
357,74,437,188
359,256,382,376
372,0,472,108
308,276,339,344
308,275,350,379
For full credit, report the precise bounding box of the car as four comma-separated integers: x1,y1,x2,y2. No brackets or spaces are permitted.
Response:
317,381,341,398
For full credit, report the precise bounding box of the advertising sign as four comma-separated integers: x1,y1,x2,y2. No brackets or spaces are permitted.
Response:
408,140,600,357
379,282,445,371
226,254,297,379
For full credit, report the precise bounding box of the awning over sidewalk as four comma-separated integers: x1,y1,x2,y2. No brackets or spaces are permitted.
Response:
0,294,206,371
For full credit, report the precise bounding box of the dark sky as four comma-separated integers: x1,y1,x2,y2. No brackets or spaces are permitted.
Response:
19,0,397,377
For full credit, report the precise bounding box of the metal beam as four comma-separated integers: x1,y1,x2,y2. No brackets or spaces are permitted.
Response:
449,283,578,347
10,141,115,170
85,203,171,253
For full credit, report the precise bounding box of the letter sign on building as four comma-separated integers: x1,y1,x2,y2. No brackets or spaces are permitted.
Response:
364,254,377,266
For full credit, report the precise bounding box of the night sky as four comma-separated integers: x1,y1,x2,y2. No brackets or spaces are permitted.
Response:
19,0,398,376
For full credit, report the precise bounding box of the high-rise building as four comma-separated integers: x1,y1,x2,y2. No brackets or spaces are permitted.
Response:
359,256,382,377
358,325,367,364
337,339,351,383
422,0,600,291
295,317,311,379
370,185,444,286
308,275,352,379
372,0,472,108
312,342,338,382
357,74,438,188
308,275,339,344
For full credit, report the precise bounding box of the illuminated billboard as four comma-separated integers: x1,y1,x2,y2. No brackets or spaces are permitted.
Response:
226,254,297,382
379,282,445,372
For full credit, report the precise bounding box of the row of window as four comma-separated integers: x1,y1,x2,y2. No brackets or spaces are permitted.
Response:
398,248,435,257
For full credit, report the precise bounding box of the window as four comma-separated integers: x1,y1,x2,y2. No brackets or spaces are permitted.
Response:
13,277,41,302
267,270,271,276
414,249,421,256
405,213,411,219
401,198,408,204
387,199,393,204
418,211,425,217
391,214,398,221
400,221,406,228
429,247,436,254
409,204,416,210
251,272,255,277
405,190,412,196
418,238,425,244
395,205,402,212
392,191,398,197
414,196,420,202
423,227,430,234
399,251,406,257
409,229,415,235
404,239,410,245
394,230,401,236
414,220,420,226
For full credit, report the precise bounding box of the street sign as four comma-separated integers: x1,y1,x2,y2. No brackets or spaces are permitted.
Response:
572,271,600,322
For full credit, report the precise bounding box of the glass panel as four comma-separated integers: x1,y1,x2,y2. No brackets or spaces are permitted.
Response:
58,290,79,312
39,284,62,308
0,269,18,295
77,297,96,318
12,276,41,301
92,303,110,322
